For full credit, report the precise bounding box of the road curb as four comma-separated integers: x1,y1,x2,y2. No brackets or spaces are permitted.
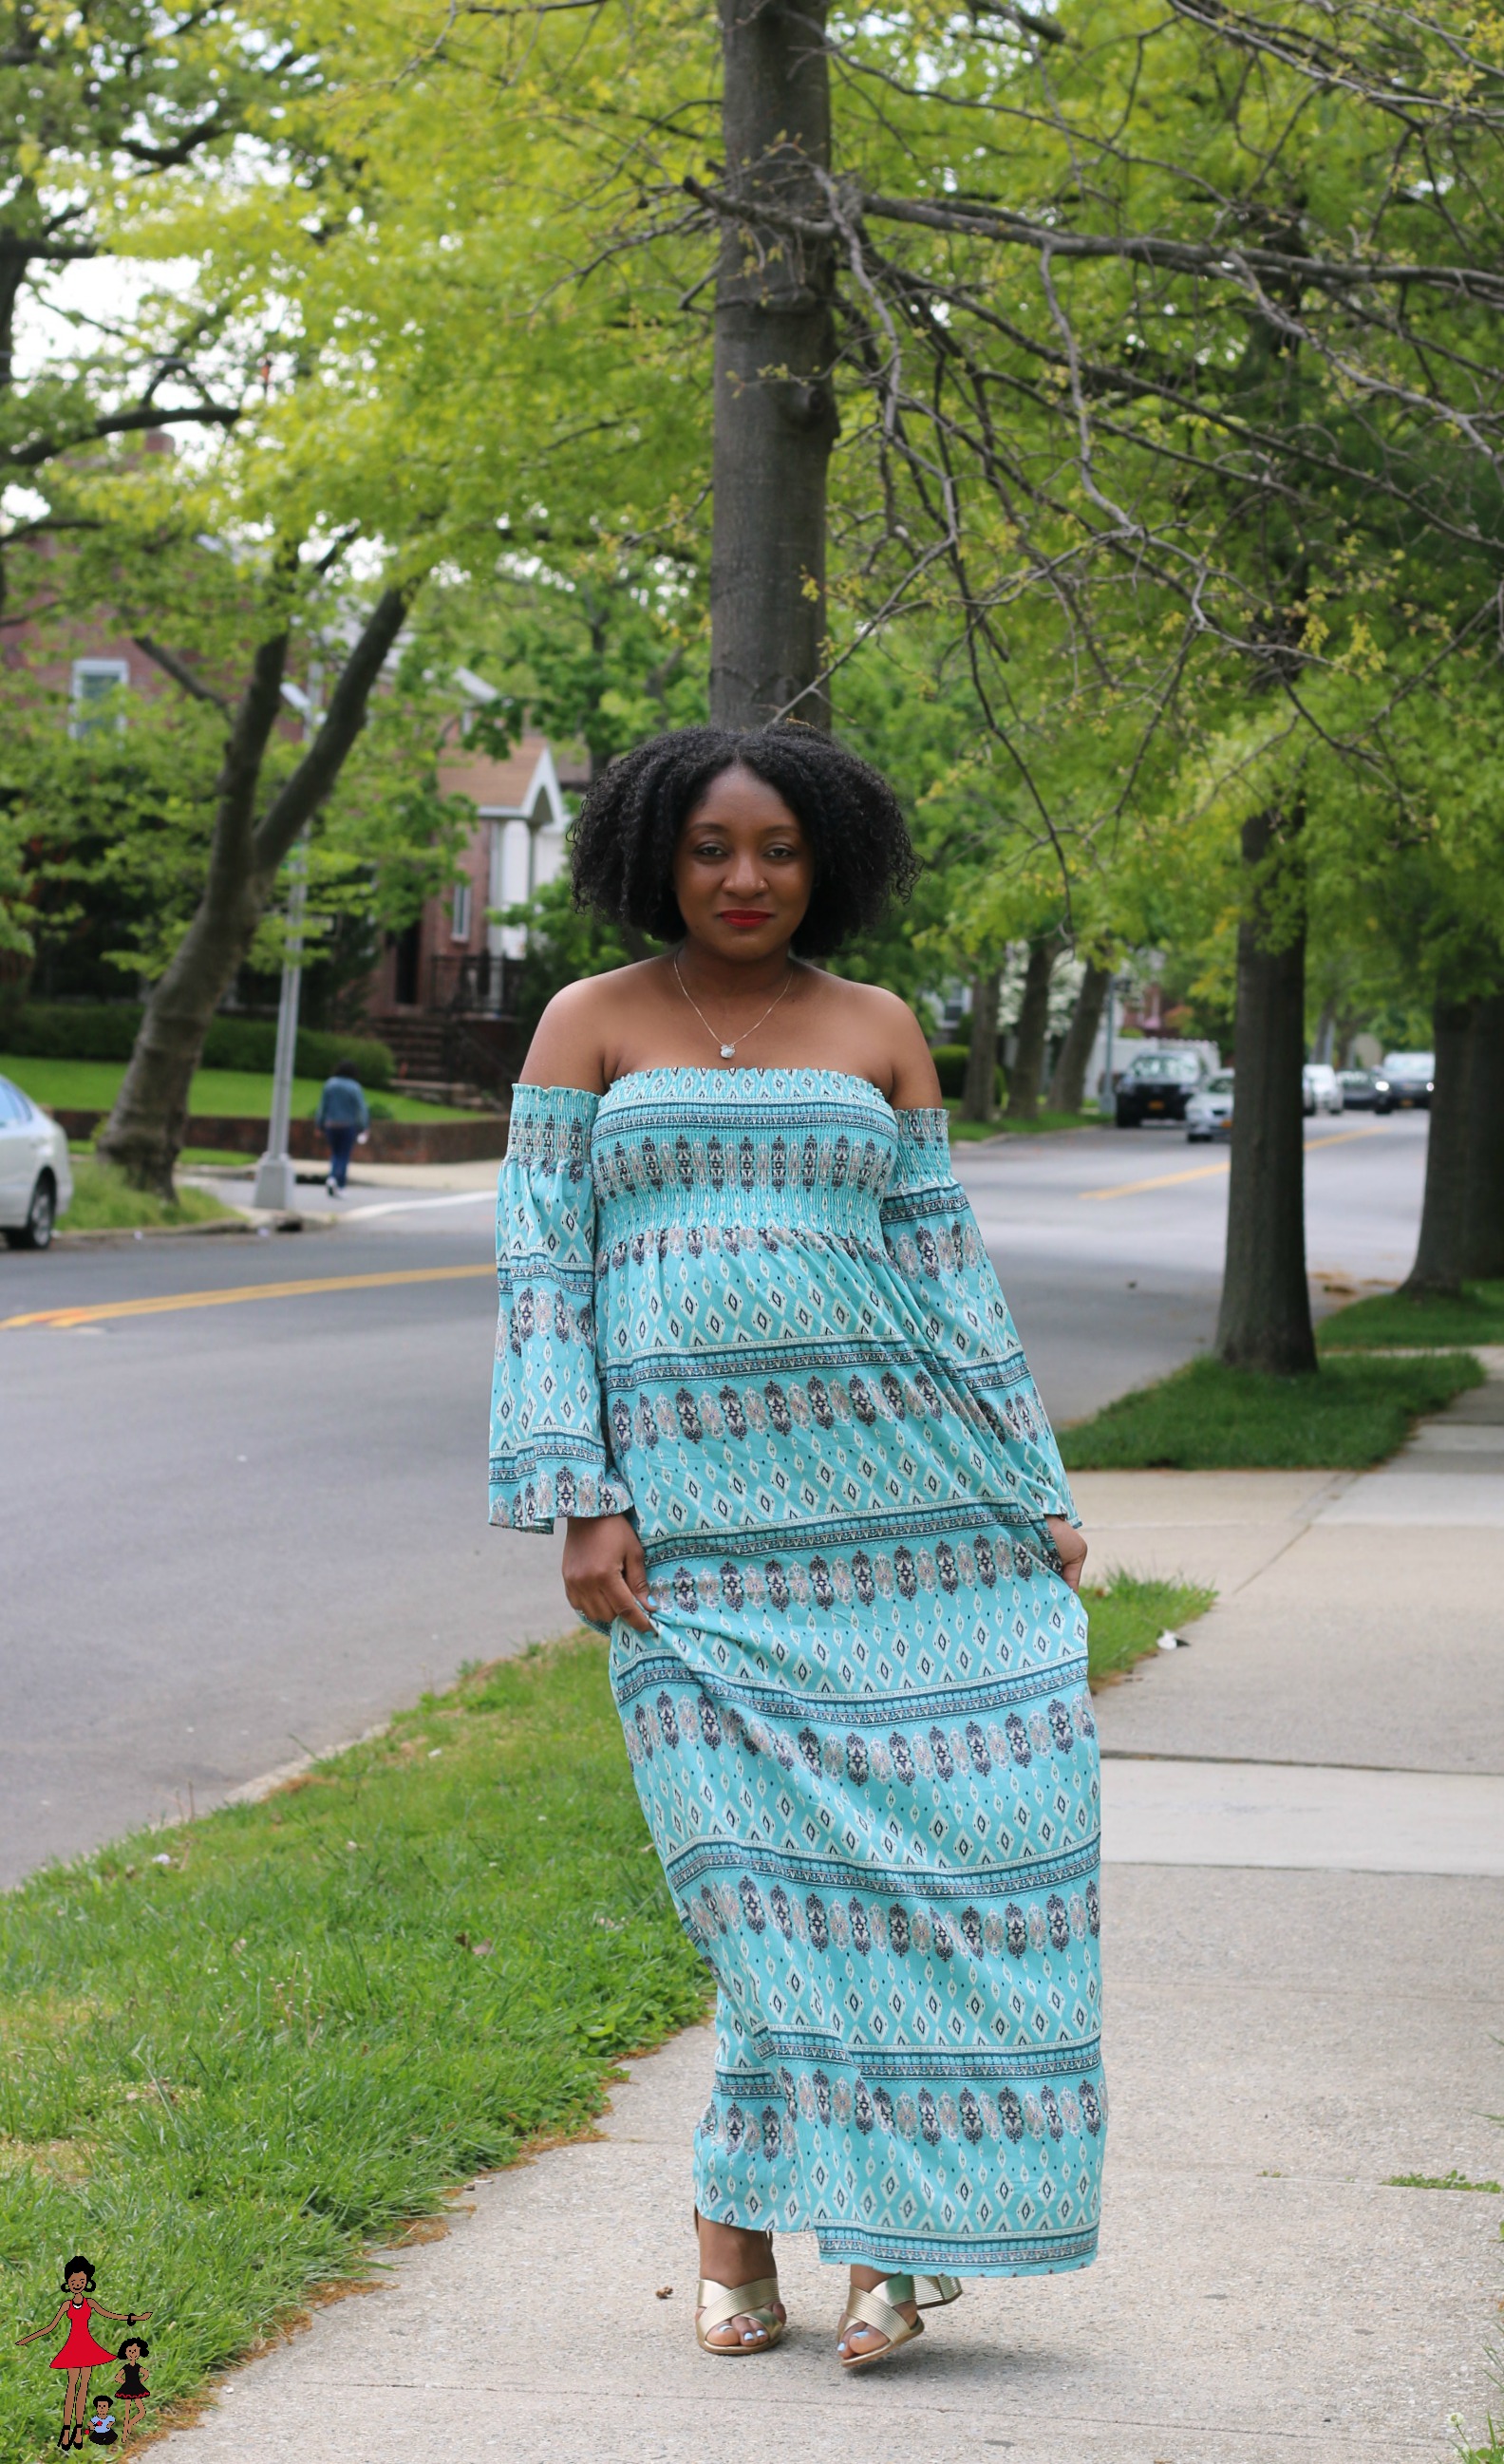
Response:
52,1213,335,1248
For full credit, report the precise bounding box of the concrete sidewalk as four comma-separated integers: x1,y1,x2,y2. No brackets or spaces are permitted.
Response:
157,1379,1504,2464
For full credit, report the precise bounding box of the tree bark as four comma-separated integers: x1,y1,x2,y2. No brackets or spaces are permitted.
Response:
709,0,837,729
1460,991,1504,1281
1214,805,1317,1374
962,969,1000,1122
97,584,412,1195
1005,933,1059,1124
1046,957,1111,1113
1400,995,1478,1300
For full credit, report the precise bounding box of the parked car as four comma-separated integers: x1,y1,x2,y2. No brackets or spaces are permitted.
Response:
1302,1063,1344,1118
1185,1070,1234,1142
1114,1048,1207,1126
1338,1067,1384,1109
0,1075,72,1249
1377,1051,1435,1111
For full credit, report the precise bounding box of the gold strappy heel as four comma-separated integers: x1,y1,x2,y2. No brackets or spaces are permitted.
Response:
837,2271,962,2370
694,2273,786,2356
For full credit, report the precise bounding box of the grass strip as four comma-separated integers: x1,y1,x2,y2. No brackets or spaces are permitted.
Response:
945,1101,1100,1142
1,1055,477,1124
63,1158,235,1232
1319,1279,1504,1350
0,1638,708,2460
1084,1574,1216,1683
1060,1351,1484,1471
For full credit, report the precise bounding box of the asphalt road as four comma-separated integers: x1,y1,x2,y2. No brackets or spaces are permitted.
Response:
0,1112,1428,1885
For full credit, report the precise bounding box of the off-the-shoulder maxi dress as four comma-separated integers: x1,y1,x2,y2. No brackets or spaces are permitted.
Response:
490,1067,1105,2276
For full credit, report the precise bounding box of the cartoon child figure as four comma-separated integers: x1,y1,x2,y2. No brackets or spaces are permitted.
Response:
86,2396,118,2447
17,2257,151,2452
113,2336,150,2440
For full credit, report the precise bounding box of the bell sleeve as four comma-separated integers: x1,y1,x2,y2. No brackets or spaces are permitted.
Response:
881,1106,1079,1529
489,1083,634,1533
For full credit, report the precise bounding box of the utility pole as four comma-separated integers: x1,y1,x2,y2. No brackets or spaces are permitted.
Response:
1102,974,1118,1111
252,673,320,1213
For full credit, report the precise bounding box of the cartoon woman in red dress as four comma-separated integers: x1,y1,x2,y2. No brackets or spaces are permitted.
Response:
18,2258,151,2451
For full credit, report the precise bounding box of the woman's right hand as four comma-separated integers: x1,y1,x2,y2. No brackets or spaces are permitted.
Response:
562,1513,654,1633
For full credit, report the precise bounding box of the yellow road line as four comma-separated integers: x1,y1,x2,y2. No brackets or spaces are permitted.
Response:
1080,1157,1231,1201
0,1263,495,1333
1303,1126,1392,1153
1080,1123,1389,1202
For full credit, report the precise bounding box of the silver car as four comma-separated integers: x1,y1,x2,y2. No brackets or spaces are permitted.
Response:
1185,1069,1234,1141
0,1075,72,1249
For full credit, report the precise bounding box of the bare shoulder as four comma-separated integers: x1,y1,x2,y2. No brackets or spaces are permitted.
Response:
824,977,942,1104
518,964,658,1093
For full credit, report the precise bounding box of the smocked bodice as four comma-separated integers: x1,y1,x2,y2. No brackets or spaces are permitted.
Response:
591,1067,922,1244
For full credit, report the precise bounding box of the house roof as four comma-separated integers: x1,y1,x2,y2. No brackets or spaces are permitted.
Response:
439,732,568,821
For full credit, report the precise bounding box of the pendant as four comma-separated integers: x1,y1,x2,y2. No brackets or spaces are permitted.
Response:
720,1044,736,1059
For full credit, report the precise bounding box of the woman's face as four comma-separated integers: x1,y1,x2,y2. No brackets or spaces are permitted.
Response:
672,766,813,961
66,2271,86,2295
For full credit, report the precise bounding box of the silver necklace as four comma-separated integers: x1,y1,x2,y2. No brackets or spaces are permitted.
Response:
673,953,799,1061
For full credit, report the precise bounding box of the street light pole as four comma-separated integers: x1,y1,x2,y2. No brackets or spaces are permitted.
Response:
252,674,320,1213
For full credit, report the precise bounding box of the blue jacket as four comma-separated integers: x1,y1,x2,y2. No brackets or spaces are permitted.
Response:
316,1074,369,1132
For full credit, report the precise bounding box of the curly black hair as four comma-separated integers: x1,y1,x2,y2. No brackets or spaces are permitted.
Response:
116,2337,149,2361
61,2257,96,2291
570,724,919,957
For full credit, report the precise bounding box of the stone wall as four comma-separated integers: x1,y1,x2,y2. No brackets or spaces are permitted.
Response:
52,1111,509,1165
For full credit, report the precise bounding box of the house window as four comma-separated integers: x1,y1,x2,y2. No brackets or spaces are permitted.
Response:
450,879,473,941
70,658,130,740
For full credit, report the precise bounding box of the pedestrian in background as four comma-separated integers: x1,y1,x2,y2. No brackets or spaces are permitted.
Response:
316,1063,369,1197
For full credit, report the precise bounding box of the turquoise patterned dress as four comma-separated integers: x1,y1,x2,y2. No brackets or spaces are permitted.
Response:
491,1067,1104,2276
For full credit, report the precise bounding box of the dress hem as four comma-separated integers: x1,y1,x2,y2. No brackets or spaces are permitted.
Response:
694,2202,1099,2276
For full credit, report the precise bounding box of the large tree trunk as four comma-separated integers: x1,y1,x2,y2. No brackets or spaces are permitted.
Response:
97,585,411,1195
708,0,837,729
1005,933,1059,1124
1401,995,1478,1300
962,969,1000,1122
1047,958,1111,1113
1214,805,1316,1374
1460,991,1504,1281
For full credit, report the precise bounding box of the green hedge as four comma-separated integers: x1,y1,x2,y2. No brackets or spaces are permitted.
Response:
0,1003,394,1088
931,1041,1006,1103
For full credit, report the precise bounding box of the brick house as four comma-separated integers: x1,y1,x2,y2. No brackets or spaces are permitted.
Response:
366,732,576,1088
8,569,578,1086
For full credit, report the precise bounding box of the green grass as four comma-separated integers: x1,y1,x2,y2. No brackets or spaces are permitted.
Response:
0,1637,708,2460
1456,2402,1504,2464
1084,1573,1216,1683
1384,2170,1502,2193
1,1054,477,1123
1060,1350,1485,1470
1320,1279,1504,1350
62,1158,236,1232
945,1100,1100,1142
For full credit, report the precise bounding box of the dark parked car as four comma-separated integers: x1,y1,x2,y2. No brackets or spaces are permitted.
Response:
1339,1068,1383,1110
1115,1050,1206,1126
1376,1051,1435,1112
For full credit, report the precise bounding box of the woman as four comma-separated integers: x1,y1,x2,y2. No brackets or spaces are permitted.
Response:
17,2257,151,2450
490,725,1103,2368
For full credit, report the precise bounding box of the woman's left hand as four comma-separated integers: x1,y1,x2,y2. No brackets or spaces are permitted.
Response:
1045,1516,1088,1591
